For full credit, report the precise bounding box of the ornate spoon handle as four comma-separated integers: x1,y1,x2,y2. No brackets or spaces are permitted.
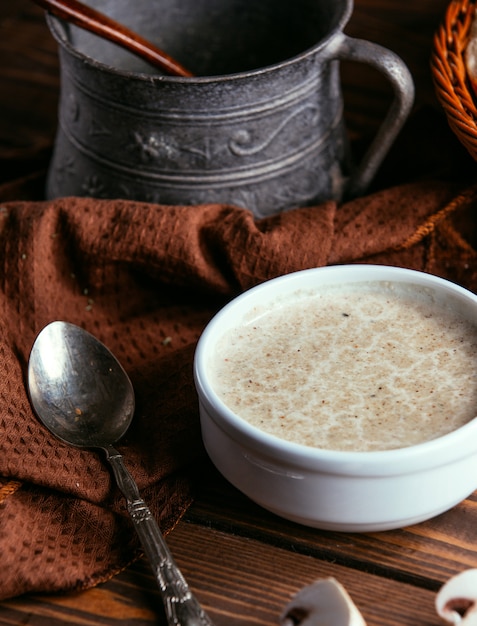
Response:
105,446,215,626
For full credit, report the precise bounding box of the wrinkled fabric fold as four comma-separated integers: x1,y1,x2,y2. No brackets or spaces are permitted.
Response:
0,177,477,600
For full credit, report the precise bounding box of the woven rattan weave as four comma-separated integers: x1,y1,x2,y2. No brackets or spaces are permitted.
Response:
432,0,477,159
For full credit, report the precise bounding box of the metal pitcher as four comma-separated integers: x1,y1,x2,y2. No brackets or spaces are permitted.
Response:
45,0,414,218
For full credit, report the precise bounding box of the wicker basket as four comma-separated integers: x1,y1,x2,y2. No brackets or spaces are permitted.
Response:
432,0,477,160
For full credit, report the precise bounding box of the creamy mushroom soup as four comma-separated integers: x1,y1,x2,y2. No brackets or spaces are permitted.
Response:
210,282,477,451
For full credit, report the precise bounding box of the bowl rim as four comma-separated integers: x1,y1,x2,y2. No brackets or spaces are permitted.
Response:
193,264,477,476
46,1,351,84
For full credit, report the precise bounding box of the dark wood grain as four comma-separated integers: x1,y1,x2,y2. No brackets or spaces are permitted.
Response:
0,1,471,625
0,2,58,183
0,521,440,626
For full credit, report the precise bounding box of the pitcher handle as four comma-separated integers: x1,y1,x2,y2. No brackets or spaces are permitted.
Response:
332,34,414,199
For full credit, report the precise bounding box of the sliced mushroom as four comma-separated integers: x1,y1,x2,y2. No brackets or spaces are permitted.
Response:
436,569,477,625
280,578,366,626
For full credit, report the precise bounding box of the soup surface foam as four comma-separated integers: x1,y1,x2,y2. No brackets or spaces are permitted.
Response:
210,282,477,451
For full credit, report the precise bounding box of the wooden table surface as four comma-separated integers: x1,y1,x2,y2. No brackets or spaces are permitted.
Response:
1,1,475,625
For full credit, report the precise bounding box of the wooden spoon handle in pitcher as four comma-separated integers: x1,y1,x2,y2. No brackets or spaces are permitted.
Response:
32,0,193,77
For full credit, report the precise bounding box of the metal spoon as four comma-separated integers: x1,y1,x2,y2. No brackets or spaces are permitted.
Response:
28,321,214,626
32,0,193,77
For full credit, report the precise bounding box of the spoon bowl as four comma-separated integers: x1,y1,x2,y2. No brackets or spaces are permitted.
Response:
28,321,134,448
28,321,213,626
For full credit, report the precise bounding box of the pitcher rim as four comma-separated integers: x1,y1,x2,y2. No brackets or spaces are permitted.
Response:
46,2,353,83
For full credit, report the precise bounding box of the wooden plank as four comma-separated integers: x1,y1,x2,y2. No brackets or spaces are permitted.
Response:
0,562,160,625
167,523,441,626
0,3,58,180
0,521,440,626
343,0,450,135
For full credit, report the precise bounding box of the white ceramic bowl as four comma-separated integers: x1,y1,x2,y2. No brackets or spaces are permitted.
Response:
193,265,477,532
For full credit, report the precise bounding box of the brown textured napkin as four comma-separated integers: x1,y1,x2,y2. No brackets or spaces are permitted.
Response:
1,133,477,599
